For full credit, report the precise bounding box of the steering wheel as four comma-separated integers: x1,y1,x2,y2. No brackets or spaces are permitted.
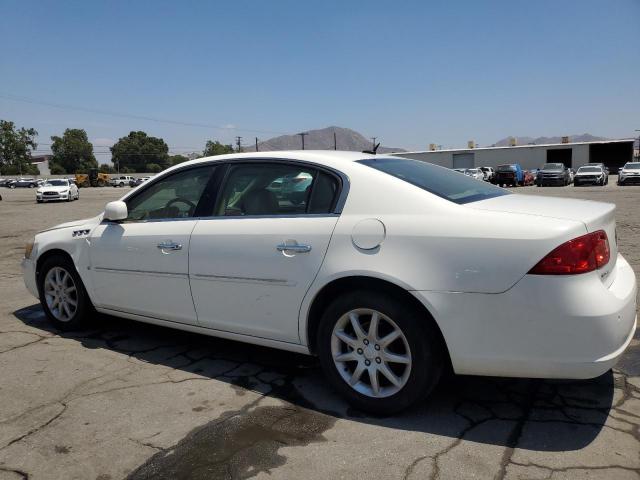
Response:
165,197,196,217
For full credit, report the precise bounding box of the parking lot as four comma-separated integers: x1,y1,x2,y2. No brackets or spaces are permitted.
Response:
0,182,638,480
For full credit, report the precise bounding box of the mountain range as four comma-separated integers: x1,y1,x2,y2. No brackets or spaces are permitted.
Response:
494,133,609,147
242,126,405,153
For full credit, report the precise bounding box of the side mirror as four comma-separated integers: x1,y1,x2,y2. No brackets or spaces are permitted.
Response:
104,201,128,222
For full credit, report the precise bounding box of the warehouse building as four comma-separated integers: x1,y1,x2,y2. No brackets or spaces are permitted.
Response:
392,139,634,172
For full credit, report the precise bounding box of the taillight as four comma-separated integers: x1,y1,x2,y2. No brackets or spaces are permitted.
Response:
528,230,610,275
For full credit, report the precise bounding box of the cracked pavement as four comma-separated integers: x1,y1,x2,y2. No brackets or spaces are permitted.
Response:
0,185,638,480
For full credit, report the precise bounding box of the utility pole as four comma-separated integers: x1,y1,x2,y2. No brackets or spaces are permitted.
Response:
371,137,377,151
333,132,337,150
297,132,308,150
235,136,242,152
255,137,259,152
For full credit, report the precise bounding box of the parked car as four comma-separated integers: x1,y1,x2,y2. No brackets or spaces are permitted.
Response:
536,163,570,186
479,167,494,182
0,178,14,187
110,175,134,187
453,168,467,174
522,170,535,186
574,166,606,186
494,164,524,187
129,176,152,187
465,168,484,181
617,162,640,186
585,163,610,184
36,178,80,202
22,151,637,414
6,177,42,188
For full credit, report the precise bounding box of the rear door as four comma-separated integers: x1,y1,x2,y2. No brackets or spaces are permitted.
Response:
89,165,217,324
189,161,343,343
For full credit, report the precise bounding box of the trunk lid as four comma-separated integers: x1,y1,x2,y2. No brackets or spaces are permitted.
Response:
469,194,618,286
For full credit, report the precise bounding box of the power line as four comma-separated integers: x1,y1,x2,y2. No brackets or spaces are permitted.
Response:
0,93,290,136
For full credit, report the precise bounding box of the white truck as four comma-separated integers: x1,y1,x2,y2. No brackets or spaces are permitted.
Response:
110,175,134,187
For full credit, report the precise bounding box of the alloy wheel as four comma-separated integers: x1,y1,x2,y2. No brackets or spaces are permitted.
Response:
331,308,412,398
43,266,78,322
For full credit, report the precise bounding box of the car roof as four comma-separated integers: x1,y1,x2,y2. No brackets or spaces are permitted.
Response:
165,150,378,171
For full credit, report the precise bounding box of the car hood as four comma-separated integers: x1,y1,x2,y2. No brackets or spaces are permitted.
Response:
38,214,103,234
38,185,70,193
575,171,603,176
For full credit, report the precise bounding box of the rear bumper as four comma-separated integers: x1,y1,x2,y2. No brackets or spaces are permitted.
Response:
413,253,637,379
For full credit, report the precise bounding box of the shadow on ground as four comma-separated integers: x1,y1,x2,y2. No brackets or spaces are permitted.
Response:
13,304,620,479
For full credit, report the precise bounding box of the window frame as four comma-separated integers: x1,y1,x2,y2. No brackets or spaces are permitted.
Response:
113,158,349,224
209,158,348,219
120,164,219,223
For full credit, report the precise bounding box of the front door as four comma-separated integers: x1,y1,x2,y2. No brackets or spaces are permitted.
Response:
189,162,342,343
90,165,216,324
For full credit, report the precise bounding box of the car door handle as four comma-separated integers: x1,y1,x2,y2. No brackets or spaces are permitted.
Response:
276,243,312,253
157,241,182,251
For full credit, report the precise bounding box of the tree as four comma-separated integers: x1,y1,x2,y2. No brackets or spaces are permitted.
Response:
145,163,162,173
110,131,169,173
99,164,115,174
0,120,38,175
49,128,98,174
169,154,189,166
202,140,234,157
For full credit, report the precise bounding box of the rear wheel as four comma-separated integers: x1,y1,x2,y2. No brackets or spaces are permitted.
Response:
38,255,93,331
317,290,443,414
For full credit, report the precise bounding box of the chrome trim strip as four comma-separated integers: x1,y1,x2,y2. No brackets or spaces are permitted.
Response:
93,267,188,279
191,273,293,286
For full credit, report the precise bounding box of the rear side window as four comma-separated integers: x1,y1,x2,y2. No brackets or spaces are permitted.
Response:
358,157,509,204
216,163,339,216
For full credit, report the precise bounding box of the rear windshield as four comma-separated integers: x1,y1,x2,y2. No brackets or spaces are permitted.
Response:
358,158,509,205
542,163,564,170
496,165,515,171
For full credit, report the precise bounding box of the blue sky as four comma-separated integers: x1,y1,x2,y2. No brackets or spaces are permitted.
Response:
1,0,638,160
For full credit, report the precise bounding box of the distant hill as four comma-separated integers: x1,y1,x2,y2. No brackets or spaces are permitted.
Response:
494,133,608,147
243,126,405,153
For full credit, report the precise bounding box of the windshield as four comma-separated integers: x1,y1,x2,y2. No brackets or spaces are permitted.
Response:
578,167,601,173
542,163,564,170
44,179,68,186
358,158,509,205
624,163,640,170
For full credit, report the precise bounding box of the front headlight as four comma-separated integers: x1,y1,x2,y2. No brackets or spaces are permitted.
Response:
25,241,34,259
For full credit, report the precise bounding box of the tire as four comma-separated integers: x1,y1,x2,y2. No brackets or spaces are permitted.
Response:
36,199,43,203
38,255,93,331
119,182,124,187
29,184,35,188
10,184,15,189
316,290,444,414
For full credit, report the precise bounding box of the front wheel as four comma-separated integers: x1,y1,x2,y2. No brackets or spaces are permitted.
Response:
317,290,443,414
38,255,93,331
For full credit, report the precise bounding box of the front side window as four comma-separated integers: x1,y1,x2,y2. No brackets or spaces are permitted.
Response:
216,163,338,216
359,157,509,205
126,166,214,221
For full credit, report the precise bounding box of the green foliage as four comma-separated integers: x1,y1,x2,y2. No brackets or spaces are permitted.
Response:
145,163,163,173
49,163,67,175
0,120,38,175
111,131,169,173
169,154,189,166
99,164,115,174
50,128,98,174
202,140,234,157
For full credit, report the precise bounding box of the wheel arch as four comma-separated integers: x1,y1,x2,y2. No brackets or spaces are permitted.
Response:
35,248,74,280
304,275,452,368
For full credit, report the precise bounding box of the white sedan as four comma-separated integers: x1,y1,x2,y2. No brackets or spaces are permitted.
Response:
35,178,79,203
21,151,637,414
